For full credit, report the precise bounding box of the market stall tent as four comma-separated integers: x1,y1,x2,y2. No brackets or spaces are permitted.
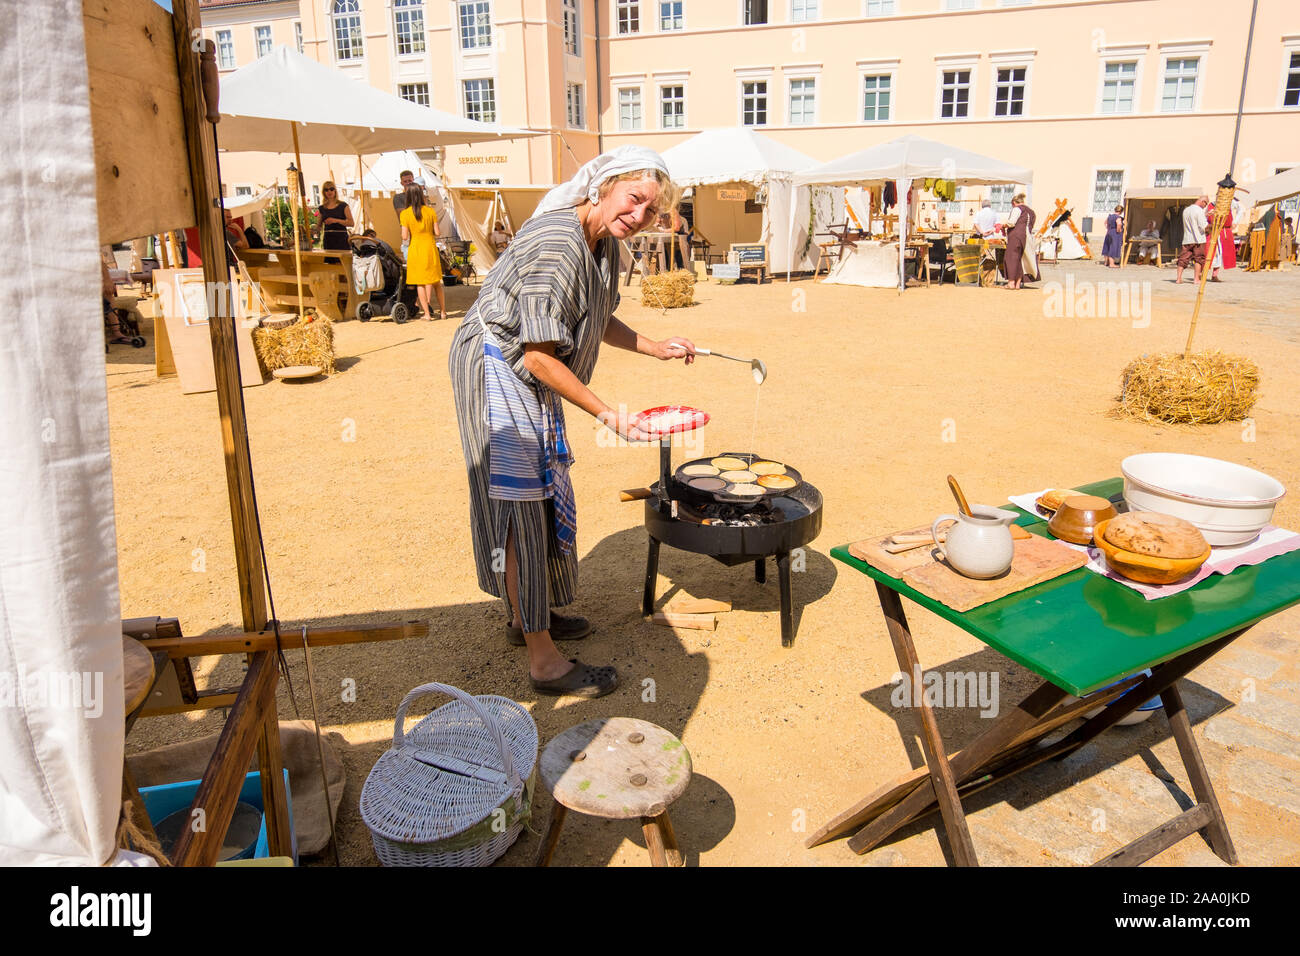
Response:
448,184,552,275
1244,166,1300,206
790,134,1034,289
344,150,457,252
661,128,840,275
1119,186,1210,264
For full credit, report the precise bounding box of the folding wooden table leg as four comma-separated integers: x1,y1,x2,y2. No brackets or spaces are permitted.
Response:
872,582,979,866
1161,680,1238,864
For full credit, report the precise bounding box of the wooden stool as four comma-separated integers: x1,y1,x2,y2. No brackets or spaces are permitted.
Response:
534,717,691,867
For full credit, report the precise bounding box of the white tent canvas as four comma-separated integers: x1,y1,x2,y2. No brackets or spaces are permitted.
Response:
791,134,1034,289
219,47,535,154
661,128,841,275
345,150,456,249
1245,166,1300,206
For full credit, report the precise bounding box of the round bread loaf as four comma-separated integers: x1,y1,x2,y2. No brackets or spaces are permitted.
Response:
1102,511,1208,559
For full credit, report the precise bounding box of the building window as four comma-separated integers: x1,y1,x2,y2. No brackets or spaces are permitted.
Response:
659,2,683,30
989,183,1014,212
617,0,640,34
862,73,891,121
312,184,321,206
1100,61,1137,113
563,0,580,56
940,69,971,118
791,0,818,21
332,0,364,61
1153,168,1184,188
294,20,303,53
463,79,497,122
744,1,768,26
865,0,895,13
661,84,685,128
788,78,815,125
216,30,235,69
1161,57,1198,112
394,0,426,55
234,185,254,198
1275,167,1298,218
741,80,768,126
458,2,492,49
399,82,430,107
939,186,963,215
994,66,1026,117
1283,52,1300,107
566,83,585,127
255,25,273,58
1093,169,1124,212
618,87,643,130
945,0,976,9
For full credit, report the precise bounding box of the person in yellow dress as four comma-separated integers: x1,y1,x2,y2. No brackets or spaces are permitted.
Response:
399,183,446,320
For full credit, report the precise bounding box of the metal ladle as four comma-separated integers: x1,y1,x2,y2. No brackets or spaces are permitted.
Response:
677,346,768,384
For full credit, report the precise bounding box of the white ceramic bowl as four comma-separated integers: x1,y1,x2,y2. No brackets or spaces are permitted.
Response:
1120,453,1286,546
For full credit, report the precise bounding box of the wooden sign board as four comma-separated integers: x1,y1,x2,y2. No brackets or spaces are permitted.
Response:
717,187,748,202
153,268,265,394
84,0,196,245
730,243,768,267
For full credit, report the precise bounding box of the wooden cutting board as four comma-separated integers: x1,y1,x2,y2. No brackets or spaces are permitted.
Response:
849,526,1086,612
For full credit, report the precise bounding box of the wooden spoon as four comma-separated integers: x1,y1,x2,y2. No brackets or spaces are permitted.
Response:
947,474,974,517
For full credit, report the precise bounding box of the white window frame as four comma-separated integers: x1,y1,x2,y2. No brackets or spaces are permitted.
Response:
737,70,772,127
293,20,303,53
458,2,493,50
234,184,254,198
566,82,586,128
332,0,364,62
1273,165,1299,219
312,183,321,206
617,84,644,130
1091,167,1127,214
658,1,684,31
398,82,431,107
863,0,895,14
944,0,977,10
787,74,818,126
742,0,769,27
393,0,427,57
791,0,818,22
563,0,581,57
1280,39,1300,109
1098,58,1141,115
1159,56,1200,113
255,24,273,58
858,58,898,124
658,80,688,130
1157,42,1210,113
462,78,497,122
935,57,977,120
989,55,1032,119
988,183,1014,213
1151,167,1187,188
215,29,235,70
615,0,641,35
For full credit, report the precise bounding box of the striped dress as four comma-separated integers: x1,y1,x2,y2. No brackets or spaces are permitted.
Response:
449,209,620,633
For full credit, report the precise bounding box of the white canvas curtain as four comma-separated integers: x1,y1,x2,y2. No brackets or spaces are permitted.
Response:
1,0,133,866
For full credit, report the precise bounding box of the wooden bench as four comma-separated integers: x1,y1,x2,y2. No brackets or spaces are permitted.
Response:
240,248,357,321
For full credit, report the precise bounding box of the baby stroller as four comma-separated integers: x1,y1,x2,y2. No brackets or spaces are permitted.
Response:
350,234,419,323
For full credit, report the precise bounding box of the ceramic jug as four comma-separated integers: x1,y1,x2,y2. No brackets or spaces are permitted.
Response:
931,505,1019,579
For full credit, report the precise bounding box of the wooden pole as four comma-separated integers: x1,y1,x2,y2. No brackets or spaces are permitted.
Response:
171,0,289,860
287,164,305,321
1185,201,1231,357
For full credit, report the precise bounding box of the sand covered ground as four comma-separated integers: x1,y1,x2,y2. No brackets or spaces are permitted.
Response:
110,258,1300,866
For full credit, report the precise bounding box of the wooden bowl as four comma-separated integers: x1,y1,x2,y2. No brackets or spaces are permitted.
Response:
272,365,322,380
1047,494,1117,545
1093,518,1211,585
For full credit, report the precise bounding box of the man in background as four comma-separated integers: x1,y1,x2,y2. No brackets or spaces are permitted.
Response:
973,199,999,239
1176,195,1209,284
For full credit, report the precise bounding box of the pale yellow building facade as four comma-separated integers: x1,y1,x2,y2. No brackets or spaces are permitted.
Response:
203,0,1300,225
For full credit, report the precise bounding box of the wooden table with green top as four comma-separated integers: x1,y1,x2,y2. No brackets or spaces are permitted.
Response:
810,478,1300,866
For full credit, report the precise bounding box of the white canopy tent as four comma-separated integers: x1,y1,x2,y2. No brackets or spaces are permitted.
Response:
219,47,533,154
447,184,552,275
661,128,840,275
343,150,457,251
790,134,1034,290
1244,166,1300,206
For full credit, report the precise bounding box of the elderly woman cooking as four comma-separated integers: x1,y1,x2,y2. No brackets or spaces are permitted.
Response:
449,147,695,699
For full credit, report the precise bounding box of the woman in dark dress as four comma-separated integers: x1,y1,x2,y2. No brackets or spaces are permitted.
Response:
1002,193,1037,290
1102,204,1123,268
316,180,353,251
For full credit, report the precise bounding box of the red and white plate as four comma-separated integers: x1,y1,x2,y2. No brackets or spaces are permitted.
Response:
637,405,710,438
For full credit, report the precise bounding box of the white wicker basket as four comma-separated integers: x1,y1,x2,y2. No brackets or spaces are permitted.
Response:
360,682,538,867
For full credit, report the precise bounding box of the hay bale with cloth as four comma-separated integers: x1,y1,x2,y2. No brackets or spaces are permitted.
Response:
641,269,696,309
1114,350,1259,425
252,310,336,375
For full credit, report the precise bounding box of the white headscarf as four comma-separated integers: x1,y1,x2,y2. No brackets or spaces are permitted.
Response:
530,145,669,220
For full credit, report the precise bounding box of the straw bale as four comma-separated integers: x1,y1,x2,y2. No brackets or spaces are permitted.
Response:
1113,350,1259,425
252,310,336,374
641,269,696,309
